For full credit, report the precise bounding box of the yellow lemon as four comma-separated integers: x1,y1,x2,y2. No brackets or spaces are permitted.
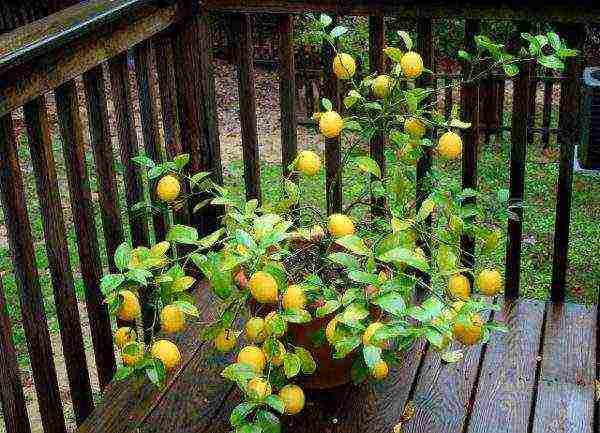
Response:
325,318,339,344
372,74,392,99
214,329,237,352
453,314,484,346
448,275,471,301
437,131,463,160
160,304,186,334
247,377,272,400
363,322,385,348
371,360,389,380
115,327,137,349
400,51,424,79
296,150,322,176
476,269,503,296
121,342,144,366
156,175,181,202
237,345,266,373
245,317,267,343
151,339,181,370
319,111,344,138
282,285,307,310
116,290,141,322
312,112,323,123
404,118,426,138
279,384,305,415
332,53,356,79
327,213,355,238
262,340,286,366
248,271,279,304
264,311,287,338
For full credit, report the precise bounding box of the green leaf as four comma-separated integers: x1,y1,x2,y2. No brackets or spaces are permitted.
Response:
198,228,225,249
372,292,406,316
547,32,560,51
283,353,302,378
316,300,341,318
441,349,464,364
167,225,199,245
294,346,317,374
236,423,262,433
343,120,362,131
231,402,259,427
351,357,369,384
347,270,379,286
457,50,471,62
340,302,369,326
190,171,212,187
378,247,429,272
333,336,362,359
265,395,285,414
330,25,348,38
100,273,125,295
537,55,564,71
353,156,381,178
417,198,436,221
172,276,196,292
280,308,312,324
397,30,413,50
173,153,190,169
503,63,519,77
448,119,472,129
497,188,510,203
114,242,132,271
126,268,152,285
362,345,382,370
255,410,281,433
319,14,332,27
114,366,133,381
486,321,509,333
328,252,360,270
132,155,155,168
321,97,333,112
335,235,370,256
221,363,257,383
148,164,168,180
172,300,199,317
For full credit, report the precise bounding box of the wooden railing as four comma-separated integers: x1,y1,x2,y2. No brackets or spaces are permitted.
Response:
0,1,593,432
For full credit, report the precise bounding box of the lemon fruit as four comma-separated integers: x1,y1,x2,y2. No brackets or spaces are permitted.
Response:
404,118,426,138
332,53,356,79
264,312,287,338
156,175,181,202
325,318,339,344
363,322,385,348
247,377,272,400
327,213,355,238
151,339,181,370
400,51,424,79
160,304,186,334
245,317,267,343
437,131,463,160
296,150,321,176
263,340,286,366
371,360,389,380
279,384,305,415
476,269,503,296
453,314,484,346
214,329,237,352
115,327,136,349
121,342,144,366
116,290,141,322
372,74,392,99
448,275,471,301
282,285,307,310
319,111,344,138
237,345,266,373
248,271,279,304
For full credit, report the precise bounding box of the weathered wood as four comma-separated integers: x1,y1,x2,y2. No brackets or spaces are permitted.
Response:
467,299,545,433
278,14,298,179
232,13,262,201
531,303,596,433
0,2,179,117
83,65,125,272
0,277,32,433
369,15,385,216
444,76,453,118
55,80,117,388
0,113,67,433
23,96,95,425
541,79,553,147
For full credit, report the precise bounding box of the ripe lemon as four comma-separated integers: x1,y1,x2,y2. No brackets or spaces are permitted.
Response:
437,131,463,160
325,318,339,344
245,317,267,343
327,213,355,238
453,314,484,346
248,271,279,304
319,111,344,138
400,51,424,79
121,342,144,366
476,269,503,296
372,74,392,99
160,304,186,334
371,360,389,380
363,322,385,348
151,339,181,370
214,329,237,352
282,285,307,310
279,384,305,415
332,53,356,79
296,150,321,176
117,290,141,322
156,175,181,202
262,340,286,366
115,327,136,349
264,312,287,338
237,345,266,373
404,118,426,138
247,377,272,400
448,275,471,301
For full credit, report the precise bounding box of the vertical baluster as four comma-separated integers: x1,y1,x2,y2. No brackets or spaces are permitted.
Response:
279,14,298,179
24,96,94,425
55,80,116,388
444,75,453,119
497,75,506,147
0,113,66,433
541,76,553,148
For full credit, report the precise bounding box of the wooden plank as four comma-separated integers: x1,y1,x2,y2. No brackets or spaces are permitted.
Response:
0,276,32,433
278,14,298,179
369,15,385,216
467,299,545,433
541,79,553,148
55,80,117,388
23,96,95,425
232,13,262,202
0,112,67,433
531,303,596,433
83,65,125,272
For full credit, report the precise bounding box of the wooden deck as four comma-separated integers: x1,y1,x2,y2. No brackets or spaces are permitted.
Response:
79,296,598,433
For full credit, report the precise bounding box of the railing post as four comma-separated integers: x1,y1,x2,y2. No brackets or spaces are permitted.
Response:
369,15,385,216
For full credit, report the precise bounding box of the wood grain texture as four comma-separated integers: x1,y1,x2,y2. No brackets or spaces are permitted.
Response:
24,96,95,425
0,277,32,433
369,15,385,216
278,14,298,179
531,303,596,433
0,113,67,433
55,80,117,388
467,299,545,433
